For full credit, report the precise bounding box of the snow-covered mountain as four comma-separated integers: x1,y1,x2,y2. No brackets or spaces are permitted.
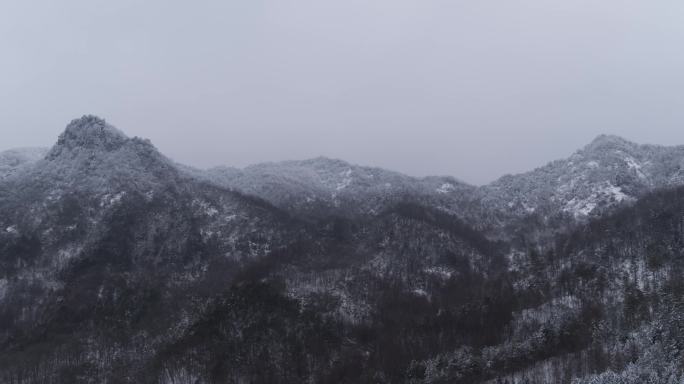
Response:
7,124,680,228
204,157,476,219
198,134,684,239
3,117,684,383
480,134,684,219
0,117,507,382
0,117,308,358
15,116,183,195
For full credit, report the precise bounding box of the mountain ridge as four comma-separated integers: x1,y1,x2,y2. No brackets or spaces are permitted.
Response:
2,120,675,190
3,117,684,383
5,118,684,229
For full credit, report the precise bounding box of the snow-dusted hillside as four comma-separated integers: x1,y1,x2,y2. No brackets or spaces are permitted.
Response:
8,128,681,229
480,134,684,219
204,157,476,218
0,116,509,382
194,134,684,242
4,117,684,383
0,147,48,180
0,117,308,351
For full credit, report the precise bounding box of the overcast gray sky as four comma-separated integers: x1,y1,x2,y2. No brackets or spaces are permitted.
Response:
2,1,684,184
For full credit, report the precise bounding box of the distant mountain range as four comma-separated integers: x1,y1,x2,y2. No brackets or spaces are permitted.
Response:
6,121,684,237
1,116,684,383
9,123,684,222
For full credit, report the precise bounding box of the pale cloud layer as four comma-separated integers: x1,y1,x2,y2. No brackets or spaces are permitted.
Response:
1,1,684,184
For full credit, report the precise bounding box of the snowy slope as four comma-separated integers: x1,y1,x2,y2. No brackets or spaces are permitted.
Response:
4,117,684,382
0,147,48,180
199,134,684,239
7,130,684,235
204,156,477,218
479,134,684,219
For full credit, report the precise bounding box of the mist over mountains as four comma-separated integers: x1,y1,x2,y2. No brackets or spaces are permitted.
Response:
2,116,684,383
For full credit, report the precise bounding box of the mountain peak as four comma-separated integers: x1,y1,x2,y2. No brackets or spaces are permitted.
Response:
47,115,130,159
582,134,635,153
33,116,178,193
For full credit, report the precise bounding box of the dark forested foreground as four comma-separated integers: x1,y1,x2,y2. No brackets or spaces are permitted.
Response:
2,117,684,383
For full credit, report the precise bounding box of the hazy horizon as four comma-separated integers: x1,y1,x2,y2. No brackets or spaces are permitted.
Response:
2,1,684,184
0,120,671,186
